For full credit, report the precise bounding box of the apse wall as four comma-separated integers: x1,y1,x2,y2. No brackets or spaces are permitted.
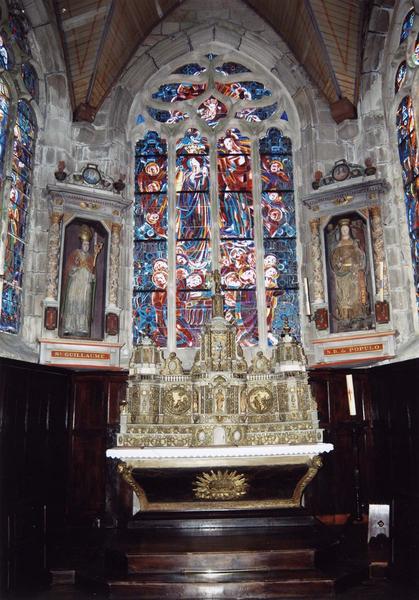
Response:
2,0,418,367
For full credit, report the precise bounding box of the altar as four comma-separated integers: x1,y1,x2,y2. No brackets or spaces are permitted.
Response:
106,276,333,513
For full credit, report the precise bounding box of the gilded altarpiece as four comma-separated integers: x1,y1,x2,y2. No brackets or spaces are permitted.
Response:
107,284,333,512
38,183,129,369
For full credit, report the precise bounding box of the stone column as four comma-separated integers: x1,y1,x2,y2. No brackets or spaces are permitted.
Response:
46,212,63,300
369,206,388,298
309,218,324,303
109,222,122,307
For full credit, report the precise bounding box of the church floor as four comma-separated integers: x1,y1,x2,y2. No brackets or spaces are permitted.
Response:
9,579,419,599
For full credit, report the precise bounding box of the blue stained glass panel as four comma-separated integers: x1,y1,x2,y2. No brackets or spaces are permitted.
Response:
136,156,167,193
132,290,167,346
220,240,256,289
176,128,209,154
176,155,210,191
21,62,38,99
3,234,25,286
173,63,206,76
261,155,293,190
134,194,167,240
151,82,206,102
261,192,295,238
0,33,10,69
395,61,407,94
219,192,253,238
263,239,298,290
215,62,251,76
8,13,31,56
224,290,258,346
266,289,300,344
259,128,292,155
0,282,21,333
136,131,167,155
133,241,167,290
176,240,211,290
215,81,271,100
176,291,212,347
235,102,277,122
0,79,10,178
396,96,419,308
176,193,211,239
400,8,415,44
147,106,189,123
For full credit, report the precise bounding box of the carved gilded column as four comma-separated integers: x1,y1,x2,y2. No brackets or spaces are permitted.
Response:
369,206,388,298
46,212,63,300
309,218,324,303
109,222,122,307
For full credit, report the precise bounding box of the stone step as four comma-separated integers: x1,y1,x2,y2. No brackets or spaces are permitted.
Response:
126,547,316,573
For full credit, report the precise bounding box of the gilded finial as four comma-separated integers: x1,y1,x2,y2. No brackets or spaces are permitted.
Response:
281,317,291,337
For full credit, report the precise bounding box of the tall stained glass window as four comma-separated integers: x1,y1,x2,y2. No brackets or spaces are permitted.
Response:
134,54,299,347
218,128,257,345
176,129,212,346
1,101,36,333
260,128,298,342
0,3,38,334
133,131,168,345
400,7,415,44
396,96,419,308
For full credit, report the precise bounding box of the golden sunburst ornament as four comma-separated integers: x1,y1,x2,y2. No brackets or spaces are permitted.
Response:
193,470,249,500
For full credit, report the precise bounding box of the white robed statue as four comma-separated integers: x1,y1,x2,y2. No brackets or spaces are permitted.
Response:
61,224,103,337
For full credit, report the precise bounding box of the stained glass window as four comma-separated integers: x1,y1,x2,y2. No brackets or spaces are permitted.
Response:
218,128,257,345
147,106,189,123
151,82,206,102
395,61,407,94
0,78,10,181
8,12,31,56
0,33,10,69
21,62,38,99
260,128,298,342
215,81,271,101
133,132,168,345
135,55,298,348
400,7,415,44
396,96,419,309
176,129,212,347
0,100,36,333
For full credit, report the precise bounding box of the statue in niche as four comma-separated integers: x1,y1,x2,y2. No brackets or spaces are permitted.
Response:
327,217,371,332
60,223,103,338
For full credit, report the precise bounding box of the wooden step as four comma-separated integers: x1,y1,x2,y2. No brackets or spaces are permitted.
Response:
104,570,335,599
126,548,316,573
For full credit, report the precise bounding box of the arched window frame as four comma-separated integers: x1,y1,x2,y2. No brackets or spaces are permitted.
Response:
132,51,300,351
0,3,39,334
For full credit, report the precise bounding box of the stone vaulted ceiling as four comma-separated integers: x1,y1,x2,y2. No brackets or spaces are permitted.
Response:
52,0,372,123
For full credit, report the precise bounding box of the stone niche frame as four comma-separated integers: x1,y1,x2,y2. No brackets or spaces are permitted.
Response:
302,178,396,366
39,183,130,369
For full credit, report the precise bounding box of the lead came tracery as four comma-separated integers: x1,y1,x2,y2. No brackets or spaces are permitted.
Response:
133,55,298,348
